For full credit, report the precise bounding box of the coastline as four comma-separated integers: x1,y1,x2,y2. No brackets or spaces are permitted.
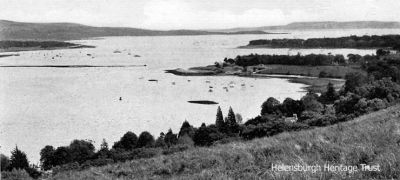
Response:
0,44,95,53
166,66,346,93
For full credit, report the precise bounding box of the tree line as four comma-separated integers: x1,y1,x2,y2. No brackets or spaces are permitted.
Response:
248,35,400,49
221,48,395,68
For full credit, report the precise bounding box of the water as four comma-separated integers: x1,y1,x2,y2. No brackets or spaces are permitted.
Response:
0,29,398,163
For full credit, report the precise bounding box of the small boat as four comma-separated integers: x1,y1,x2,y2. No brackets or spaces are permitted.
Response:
148,79,158,82
172,82,176,85
209,89,213,92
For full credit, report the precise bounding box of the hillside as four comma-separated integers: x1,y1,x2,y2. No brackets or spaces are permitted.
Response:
46,104,400,180
211,21,400,32
0,20,267,40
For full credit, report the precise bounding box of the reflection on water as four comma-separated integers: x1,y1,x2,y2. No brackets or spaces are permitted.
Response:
0,29,398,162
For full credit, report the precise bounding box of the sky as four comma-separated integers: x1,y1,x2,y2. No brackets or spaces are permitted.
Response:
1,0,400,30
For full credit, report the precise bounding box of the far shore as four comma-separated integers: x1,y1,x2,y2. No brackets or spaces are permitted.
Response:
0,40,95,53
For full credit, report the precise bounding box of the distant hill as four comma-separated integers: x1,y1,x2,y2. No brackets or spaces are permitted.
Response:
0,20,267,40
210,21,400,32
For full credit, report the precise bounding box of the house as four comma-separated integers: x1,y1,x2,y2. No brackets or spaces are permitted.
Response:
284,114,298,123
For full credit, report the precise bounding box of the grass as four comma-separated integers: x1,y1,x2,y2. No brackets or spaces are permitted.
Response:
288,77,345,93
48,104,400,180
257,65,365,78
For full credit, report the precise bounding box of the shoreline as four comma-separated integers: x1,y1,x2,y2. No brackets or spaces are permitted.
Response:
166,67,345,93
0,44,95,53
238,45,384,49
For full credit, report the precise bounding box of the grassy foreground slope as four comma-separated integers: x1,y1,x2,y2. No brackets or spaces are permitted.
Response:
52,105,400,180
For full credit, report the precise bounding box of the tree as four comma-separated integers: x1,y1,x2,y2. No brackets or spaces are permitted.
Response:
113,131,138,150
225,107,239,134
178,120,195,138
9,146,29,170
97,139,110,159
177,134,194,146
261,97,281,115
320,82,338,104
215,106,225,131
376,49,390,57
52,146,72,166
40,145,55,171
1,154,10,171
344,72,368,93
155,132,166,147
69,140,95,164
281,98,303,117
137,131,155,148
100,139,109,152
225,107,235,126
193,125,224,146
164,129,178,147
235,113,243,124
301,93,323,113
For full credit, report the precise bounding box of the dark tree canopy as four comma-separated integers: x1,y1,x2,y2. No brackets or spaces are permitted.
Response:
344,72,368,93
193,125,224,146
113,131,138,150
52,146,72,166
215,106,225,130
320,82,338,104
281,98,303,117
155,132,167,147
137,131,155,148
164,129,178,147
40,145,55,171
225,107,239,134
178,120,195,138
1,154,10,171
261,97,281,115
69,140,95,164
9,146,29,170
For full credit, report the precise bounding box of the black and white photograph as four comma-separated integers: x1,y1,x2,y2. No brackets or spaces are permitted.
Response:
1,0,400,179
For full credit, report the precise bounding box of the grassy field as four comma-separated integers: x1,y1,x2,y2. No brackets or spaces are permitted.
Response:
44,104,400,180
288,77,345,93
257,65,365,78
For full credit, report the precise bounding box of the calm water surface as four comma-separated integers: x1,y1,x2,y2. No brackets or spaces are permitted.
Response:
0,29,398,162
